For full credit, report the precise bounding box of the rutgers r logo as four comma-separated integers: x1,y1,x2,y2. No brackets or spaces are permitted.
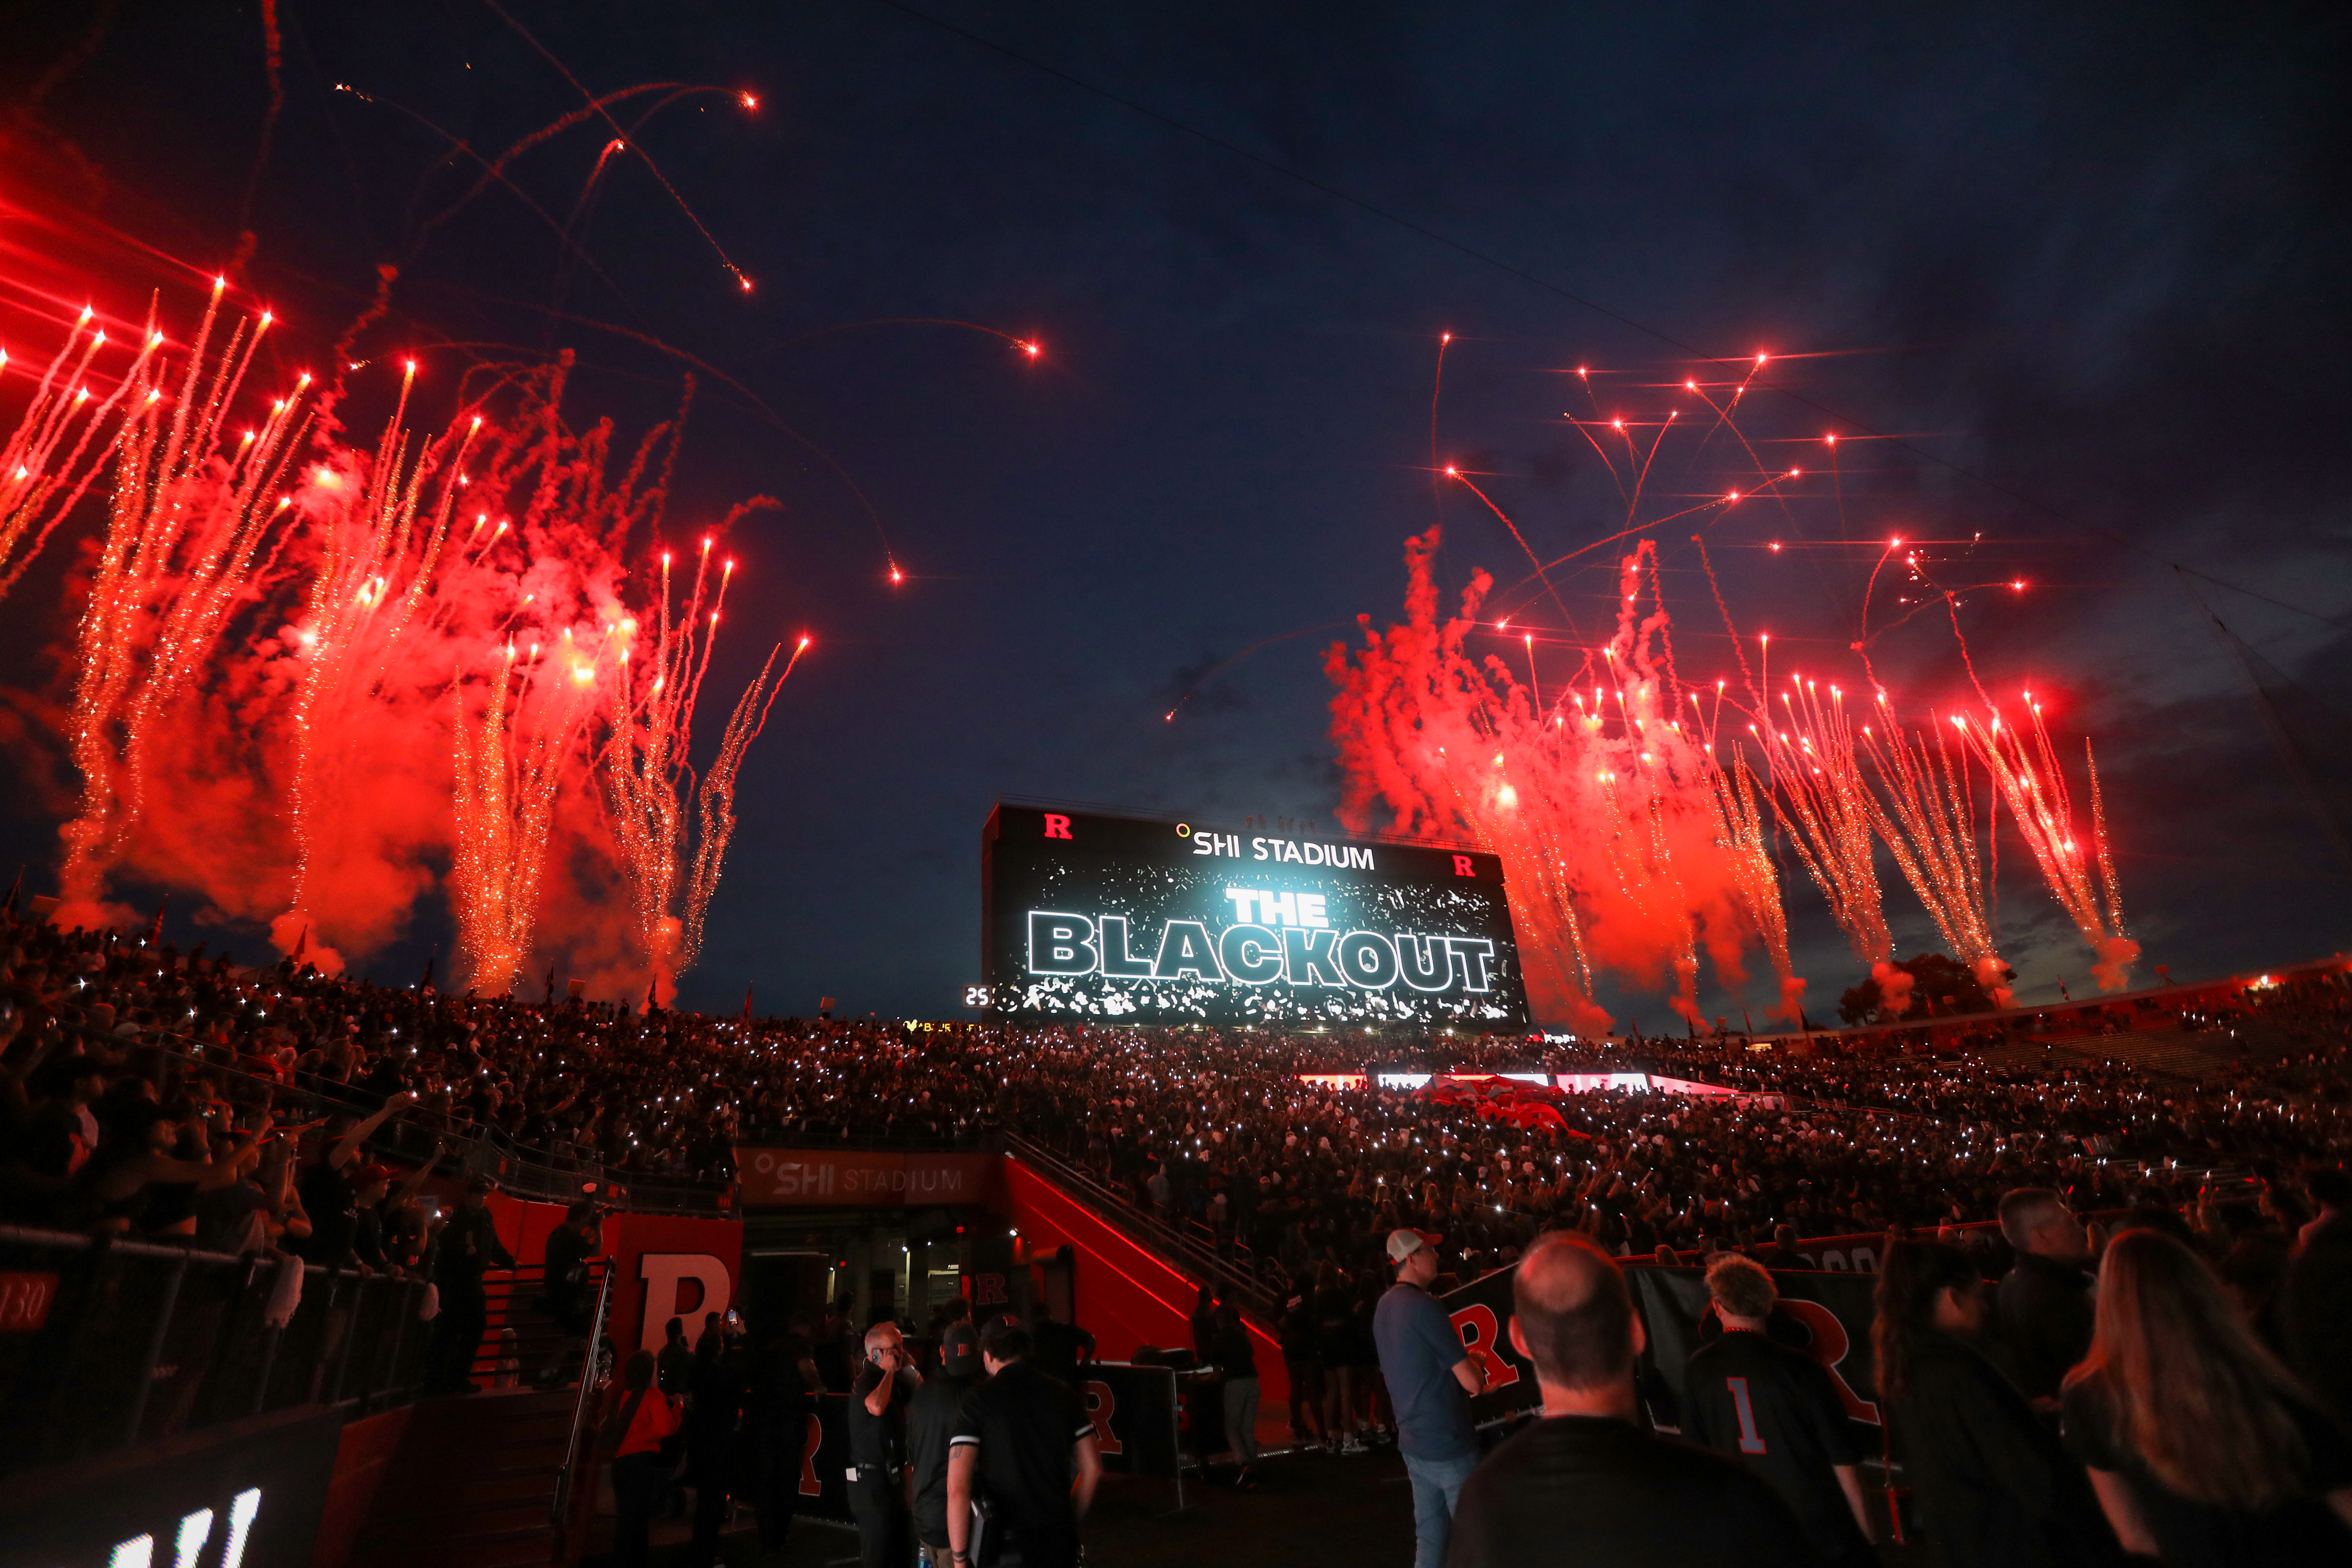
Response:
1452,855,1475,877
1044,813,1073,840
1084,1380,1121,1456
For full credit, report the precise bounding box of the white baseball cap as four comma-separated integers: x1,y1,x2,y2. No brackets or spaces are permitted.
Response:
1387,1228,1443,1265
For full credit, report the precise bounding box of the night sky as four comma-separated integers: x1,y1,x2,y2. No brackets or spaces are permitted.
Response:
2,3,2347,1026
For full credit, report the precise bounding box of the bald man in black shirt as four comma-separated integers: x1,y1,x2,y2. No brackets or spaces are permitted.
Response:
1446,1234,1814,1568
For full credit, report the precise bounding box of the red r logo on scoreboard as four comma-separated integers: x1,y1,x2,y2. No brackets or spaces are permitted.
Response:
1452,854,1475,876
1044,814,1073,840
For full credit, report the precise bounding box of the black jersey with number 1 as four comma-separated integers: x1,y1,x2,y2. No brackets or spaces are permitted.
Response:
1682,1328,1875,1563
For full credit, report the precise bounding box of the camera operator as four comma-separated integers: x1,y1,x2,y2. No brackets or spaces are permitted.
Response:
850,1321,922,1568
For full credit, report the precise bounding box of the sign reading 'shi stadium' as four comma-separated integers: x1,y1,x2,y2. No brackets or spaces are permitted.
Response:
980,803,1528,1027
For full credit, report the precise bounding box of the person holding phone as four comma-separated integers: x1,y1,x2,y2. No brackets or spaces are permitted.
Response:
849,1321,922,1568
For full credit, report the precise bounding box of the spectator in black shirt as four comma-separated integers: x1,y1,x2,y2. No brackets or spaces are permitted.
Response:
428,1173,514,1392
1758,1223,1808,1271
812,1304,854,1394
296,1090,415,1267
1029,1301,1095,1389
1873,1239,2121,1568
909,1321,981,1561
344,1161,389,1250
541,1200,601,1337
1996,1186,2095,1405
2062,1228,2352,1566
2286,1168,2352,1423
1447,1233,1814,1568
848,1321,920,1568
657,1316,695,1394
1278,1282,1326,1447
745,1324,819,1559
1682,1255,1876,1568
683,1315,749,1568
947,1321,1102,1568
1212,1302,1263,1486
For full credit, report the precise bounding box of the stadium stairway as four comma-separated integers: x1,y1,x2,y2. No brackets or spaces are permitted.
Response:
345,1387,581,1568
1002,1138,1300,1451
332,1267,607,1568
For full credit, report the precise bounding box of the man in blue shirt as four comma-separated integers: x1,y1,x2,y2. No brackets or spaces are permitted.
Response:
1373,1228,1485,1568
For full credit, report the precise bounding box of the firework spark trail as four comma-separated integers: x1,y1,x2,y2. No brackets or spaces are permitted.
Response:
1327,526,1602,1029
430,370,776,996
1753,673,1912,1013
1563,414,1632,513
1448,469,1580,637
448,636,598,994
44,284,792,997
0,307,169,601
280,358,492,966
679,634,808,973
1329,530,1793,1034
61,288,311,914
421,82,732,240
481,0,756,292
1704,749,1805,1020
603,545,699,991
1861,710,2010,1005
600,524,777,1001
1955,701,2137,990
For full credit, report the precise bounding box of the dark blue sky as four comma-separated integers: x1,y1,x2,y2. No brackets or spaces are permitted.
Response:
2,2,2347,1024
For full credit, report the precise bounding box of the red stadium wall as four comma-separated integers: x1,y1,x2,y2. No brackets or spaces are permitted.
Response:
474,1191,744,1359
308,1406,412,1568
998,1154,1292,1444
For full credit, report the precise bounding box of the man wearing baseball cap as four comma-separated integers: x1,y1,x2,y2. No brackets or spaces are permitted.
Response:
1374,1228,1485,1568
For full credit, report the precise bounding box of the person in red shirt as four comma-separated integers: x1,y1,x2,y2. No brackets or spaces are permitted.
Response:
607,1349,684,1568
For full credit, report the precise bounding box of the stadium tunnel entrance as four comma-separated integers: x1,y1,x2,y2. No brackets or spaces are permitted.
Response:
735,1204,1060,1338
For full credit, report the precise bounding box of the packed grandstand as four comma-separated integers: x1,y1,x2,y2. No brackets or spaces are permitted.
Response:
9,901,2352,1568
8,908,2347,1291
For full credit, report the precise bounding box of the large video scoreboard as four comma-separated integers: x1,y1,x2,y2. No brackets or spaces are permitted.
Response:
980,803,1528,1028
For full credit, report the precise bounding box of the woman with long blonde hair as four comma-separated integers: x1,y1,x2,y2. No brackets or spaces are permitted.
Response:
2062,1228,2352,1566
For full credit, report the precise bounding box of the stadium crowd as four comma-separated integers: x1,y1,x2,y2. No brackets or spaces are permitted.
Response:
5,910,2348,1266
5,903,2352,1566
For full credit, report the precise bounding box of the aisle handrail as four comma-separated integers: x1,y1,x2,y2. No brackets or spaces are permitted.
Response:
552,1260,616,1533
1003,1134,1278,1321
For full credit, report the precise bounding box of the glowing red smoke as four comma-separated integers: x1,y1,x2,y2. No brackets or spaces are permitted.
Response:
16,294,794,997
1329,528,1803,1034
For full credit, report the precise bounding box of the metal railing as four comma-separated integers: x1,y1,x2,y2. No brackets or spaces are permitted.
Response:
551,1262,616,1539
1003,1135,1279,1322
92,1021,736,1215
0,1226,431,1480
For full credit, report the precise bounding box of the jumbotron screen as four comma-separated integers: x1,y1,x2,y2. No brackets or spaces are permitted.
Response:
980,803,1529,1027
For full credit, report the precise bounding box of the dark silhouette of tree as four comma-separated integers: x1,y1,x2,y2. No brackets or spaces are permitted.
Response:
1836,952,2017,1025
